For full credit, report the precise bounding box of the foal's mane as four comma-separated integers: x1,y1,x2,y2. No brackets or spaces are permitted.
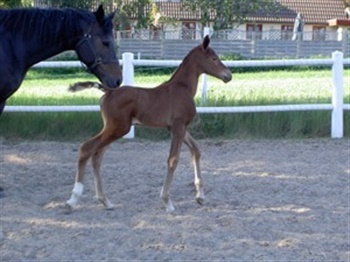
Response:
0,7,103,42
166,42,205,83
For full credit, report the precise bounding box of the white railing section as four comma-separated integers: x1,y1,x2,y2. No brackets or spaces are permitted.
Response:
4,51,350,138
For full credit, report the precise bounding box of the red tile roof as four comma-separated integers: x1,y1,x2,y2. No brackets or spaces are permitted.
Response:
152,0,348,25
249,0,348,24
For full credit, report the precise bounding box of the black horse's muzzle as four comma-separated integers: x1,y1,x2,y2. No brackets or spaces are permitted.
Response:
76,34,122,88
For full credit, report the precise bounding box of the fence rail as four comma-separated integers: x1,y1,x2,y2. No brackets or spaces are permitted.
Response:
4,51,350,139
117,28,345,41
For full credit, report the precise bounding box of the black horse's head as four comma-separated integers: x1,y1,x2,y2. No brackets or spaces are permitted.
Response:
75,5,122,88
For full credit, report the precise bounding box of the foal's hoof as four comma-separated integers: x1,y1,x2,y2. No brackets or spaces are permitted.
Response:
0,187,5,198
105,205,114,211
196,197,205,206
163,200,175,213
98,198,114,210
64,203,73,214
165,205,175,213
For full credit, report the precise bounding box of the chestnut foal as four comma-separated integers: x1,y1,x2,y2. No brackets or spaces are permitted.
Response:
66,36,232,212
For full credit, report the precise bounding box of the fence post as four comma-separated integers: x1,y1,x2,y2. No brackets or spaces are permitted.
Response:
122,52,135,139
201,27,210,104
331,51,344,138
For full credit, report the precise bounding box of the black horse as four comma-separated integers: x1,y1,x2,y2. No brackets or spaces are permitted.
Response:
0,4,123,115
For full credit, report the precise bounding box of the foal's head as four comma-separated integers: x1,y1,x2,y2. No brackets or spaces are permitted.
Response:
75,5,122,88
195,35,232,83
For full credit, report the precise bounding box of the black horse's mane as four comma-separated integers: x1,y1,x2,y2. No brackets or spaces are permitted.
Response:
0,7,104,42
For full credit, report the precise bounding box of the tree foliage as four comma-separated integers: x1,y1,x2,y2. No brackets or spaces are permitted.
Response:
35,0,111,10
183,0,280,30
0,0,23,8
120,0,152,29
0,0,280,30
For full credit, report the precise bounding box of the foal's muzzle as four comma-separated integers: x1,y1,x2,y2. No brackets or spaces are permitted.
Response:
222,70,232,83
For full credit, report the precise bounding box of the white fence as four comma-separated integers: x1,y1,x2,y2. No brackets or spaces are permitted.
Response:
4,51,350,139
117,28,346,42
117,26,350,59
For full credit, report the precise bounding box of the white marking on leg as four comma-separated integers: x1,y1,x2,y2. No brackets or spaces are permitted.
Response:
160,188,175,213
66,182,84,207
72,182,84,195
195,177,204,194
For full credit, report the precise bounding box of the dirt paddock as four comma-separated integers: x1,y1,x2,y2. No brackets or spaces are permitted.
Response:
0,138,349,261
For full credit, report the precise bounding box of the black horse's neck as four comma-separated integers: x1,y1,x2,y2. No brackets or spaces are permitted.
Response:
0,8,93,69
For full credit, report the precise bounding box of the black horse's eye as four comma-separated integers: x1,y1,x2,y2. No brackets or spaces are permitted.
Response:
102,41,110,47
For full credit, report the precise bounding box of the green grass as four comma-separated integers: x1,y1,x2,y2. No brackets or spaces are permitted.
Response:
1,67,349,140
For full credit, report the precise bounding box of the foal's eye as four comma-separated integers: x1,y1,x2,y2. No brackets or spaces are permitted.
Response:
102,41,110,47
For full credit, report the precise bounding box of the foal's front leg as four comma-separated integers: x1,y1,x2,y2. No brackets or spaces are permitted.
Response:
66,136,100,210
160,123,186,212
91,147,113,209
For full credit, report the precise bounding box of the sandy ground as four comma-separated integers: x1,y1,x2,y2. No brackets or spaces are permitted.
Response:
0,138,349,261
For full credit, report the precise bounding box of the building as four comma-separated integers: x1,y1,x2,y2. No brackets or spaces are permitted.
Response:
123,0,349,41
243,0,350,41
32,0,350,58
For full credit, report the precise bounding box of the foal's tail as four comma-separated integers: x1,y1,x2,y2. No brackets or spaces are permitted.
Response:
68,81,106,92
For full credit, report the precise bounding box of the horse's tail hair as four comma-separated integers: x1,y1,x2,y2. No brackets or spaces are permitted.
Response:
68,81,105,92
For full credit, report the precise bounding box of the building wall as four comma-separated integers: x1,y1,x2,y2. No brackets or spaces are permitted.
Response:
123,20,347,42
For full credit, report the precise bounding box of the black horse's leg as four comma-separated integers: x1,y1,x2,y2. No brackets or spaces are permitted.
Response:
0,101,5,196
0,101,5,116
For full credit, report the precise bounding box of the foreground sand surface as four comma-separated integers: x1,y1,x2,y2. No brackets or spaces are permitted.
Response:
1,139,349,261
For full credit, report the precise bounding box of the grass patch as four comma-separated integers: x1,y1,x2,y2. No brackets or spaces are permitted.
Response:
0,112,103,141
1,67,349,140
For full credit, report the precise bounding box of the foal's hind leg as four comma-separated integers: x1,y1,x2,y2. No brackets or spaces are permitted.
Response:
183,131,205,205
89,122,132,209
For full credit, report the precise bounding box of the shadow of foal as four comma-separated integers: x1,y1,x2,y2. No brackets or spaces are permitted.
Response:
66,36,232,213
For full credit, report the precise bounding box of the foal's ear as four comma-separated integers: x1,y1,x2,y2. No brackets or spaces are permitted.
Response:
203,35,210,50
95,4,105,25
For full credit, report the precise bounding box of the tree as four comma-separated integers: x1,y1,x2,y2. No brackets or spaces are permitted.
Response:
0,0,22,8
121,0,152,29
0,0,33,8
34,0,114,10
183,0,280,30
36,0,96,9
21,0,33,6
